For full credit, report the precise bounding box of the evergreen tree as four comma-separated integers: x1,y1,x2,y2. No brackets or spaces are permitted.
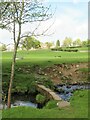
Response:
56,40,60,48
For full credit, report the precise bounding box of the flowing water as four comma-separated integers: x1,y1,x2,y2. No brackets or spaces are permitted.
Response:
56,84,90,101
1,94,37,109
2,84,90,109
11,84,90,107
11,94,37,108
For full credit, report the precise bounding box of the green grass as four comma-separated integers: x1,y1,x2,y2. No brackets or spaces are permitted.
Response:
2,49,89,118
2,49,88,76
2,49,88,65
2,90,89,118
63,46,89,51
2,49,88,94
77,47,88,51
79,68,90,73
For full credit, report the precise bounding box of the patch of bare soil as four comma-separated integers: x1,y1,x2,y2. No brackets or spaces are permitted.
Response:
37,63,89,85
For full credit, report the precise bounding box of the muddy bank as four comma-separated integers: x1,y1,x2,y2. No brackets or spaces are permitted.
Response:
37,62,89,85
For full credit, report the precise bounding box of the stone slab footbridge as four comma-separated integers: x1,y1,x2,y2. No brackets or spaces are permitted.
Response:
36,84,70,108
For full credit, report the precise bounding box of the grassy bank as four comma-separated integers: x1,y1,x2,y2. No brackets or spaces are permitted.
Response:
2,90,89,118
2,49,88,94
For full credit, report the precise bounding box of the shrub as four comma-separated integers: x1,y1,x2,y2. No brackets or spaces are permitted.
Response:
27,81,36,93
36,77,55,90
43,80,55,90
44,100,57,109
63,49,78,52
51,47,78,52
51,47,63,51
36,94,46,104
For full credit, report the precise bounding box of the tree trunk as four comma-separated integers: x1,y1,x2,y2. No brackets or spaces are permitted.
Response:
7,44,17,108
7,1,23,108
7,23,21,108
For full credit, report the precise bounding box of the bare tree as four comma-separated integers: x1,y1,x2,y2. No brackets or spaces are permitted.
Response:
0,0,53,108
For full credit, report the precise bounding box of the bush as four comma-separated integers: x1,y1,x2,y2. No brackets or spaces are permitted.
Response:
44,100,57,109
63,49,78,52
43,80,55,90
36,77,55,90
27,81,36,93
51,47,63,51
36,94,46,104
51,47,78,52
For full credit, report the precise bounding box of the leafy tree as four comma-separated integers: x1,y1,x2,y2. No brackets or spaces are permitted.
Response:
56,40,60,48
45,42,53,49
0,2,10,28
63,37,72,47
76,38,82,46
34,40,41,49
73,40,77,46
88,40,90,45
73,38,82,46
0,44,7,51
21,36,41,50
0,1,52,108
82,40,88,46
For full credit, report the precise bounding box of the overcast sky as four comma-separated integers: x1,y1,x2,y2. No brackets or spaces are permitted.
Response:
0,0,89,45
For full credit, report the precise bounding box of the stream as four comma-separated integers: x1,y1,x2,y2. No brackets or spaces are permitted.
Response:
1,94,37,109
55,84,90,101
2,84,90,109
12,84,90,107
11,94,37,108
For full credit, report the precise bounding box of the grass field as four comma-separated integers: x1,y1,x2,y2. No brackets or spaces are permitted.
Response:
2,49,88,93
77,46,88,51
1,49,89,118
2,49,88,65
2,90,89,118
2,49,88,76
66,46,88,51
